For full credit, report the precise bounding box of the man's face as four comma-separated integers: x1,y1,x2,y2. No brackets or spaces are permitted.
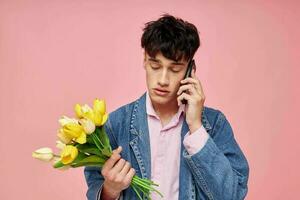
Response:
143,51,189,106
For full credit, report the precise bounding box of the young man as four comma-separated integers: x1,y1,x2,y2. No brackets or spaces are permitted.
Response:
84,14,249,200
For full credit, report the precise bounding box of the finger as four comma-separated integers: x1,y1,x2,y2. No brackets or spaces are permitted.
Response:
123,168,136,185
181,77,203,94
177,84,198,96
111,158,126,174
119,161,131,177
112,146,122,154
102,146,122,172
181,77,198,85
177,92,193,106
181,78,199,91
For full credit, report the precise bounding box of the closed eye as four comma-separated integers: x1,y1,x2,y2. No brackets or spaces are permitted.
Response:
149,62,161,69
170,67,181,73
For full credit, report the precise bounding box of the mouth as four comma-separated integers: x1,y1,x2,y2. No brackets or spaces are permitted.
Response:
153,88,170,96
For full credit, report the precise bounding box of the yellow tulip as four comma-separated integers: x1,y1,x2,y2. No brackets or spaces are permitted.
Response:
62,123,86,144
94,112,108,126
81,104,95,122
93,110,103,126
81,104,93,113
60,145,78,165
93,99,106,115
75,132,87,144
63,123,83,137
79,118,95,134
32,147,54,162
93,99,108,126
56,140,66,150
59,115,78,127
74,99,108,127
74,104,83,118
101,113,108,126
57,128,73,144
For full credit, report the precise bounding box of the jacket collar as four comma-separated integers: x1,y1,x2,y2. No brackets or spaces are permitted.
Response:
129,92,212,179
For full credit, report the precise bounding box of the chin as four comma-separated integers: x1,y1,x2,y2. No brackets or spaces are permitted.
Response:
150,93,172,105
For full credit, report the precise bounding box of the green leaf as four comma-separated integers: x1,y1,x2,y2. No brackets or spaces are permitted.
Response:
86,135,95,144
91,132,104,150
71,155,107,168
96,127,112,157
72,152,88,163
99,126,111,149
53,160,65,168
79,155,106,163
71,161,104,168
76,143,102,156
101,147,112,157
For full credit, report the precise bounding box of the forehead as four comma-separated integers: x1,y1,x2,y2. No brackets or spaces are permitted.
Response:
147,51,188,64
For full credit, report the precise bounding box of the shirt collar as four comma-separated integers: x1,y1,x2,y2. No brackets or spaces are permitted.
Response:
146,90,185,121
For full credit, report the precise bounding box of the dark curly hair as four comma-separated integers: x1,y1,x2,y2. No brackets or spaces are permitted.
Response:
141,14,200,62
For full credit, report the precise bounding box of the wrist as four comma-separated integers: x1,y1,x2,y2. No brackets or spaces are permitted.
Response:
101,182,121,200
189,121,202,134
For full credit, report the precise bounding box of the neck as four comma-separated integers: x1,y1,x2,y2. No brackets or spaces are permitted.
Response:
152,99,179,119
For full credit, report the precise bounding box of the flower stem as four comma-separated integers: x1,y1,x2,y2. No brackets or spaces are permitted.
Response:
131,184,143,200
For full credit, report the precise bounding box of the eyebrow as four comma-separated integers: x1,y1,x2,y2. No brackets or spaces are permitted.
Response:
148,58,185,66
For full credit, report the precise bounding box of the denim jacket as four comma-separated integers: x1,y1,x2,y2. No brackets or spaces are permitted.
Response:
84,92,249,200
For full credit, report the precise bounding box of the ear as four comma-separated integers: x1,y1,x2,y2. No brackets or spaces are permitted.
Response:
143,51,147,61
192,60,196,72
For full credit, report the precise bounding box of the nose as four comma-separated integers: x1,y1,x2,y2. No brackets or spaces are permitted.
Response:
158,68,169,86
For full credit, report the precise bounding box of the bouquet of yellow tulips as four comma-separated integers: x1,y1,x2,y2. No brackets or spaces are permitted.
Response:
32,99,162,200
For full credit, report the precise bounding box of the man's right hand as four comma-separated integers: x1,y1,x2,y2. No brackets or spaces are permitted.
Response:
100,146,136,200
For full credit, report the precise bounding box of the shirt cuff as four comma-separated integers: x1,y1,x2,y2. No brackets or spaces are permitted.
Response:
96,184,104,200
183,125,209,155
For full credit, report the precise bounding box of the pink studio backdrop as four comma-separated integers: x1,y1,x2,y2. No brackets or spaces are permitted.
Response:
1,0,299,199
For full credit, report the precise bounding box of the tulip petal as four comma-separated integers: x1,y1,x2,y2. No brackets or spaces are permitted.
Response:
80,118,95,134
59,116,78,127
93,111,103,126
32,147,54,162
82,110,95,123
63,123,84,138
93,99,106,115
76,132,87,144
74,104,83,118
57,129,73,144
100,113,108,126
56,140,66,150
34,147,53,154
81,104,93,113
61,145,78,164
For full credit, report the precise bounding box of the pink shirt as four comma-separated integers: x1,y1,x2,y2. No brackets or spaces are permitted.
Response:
146,91,209,200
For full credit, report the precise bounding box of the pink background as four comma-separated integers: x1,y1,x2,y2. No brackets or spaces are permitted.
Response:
1,0,299,199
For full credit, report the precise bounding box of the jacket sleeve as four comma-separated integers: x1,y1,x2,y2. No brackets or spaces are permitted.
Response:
84,166,105,200
83,118,123,200
183,111,249,200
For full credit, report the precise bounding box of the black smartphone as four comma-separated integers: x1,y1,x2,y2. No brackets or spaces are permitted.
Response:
181,59,195,104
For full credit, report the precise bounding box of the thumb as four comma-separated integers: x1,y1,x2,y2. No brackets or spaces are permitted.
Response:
116,146,122,154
